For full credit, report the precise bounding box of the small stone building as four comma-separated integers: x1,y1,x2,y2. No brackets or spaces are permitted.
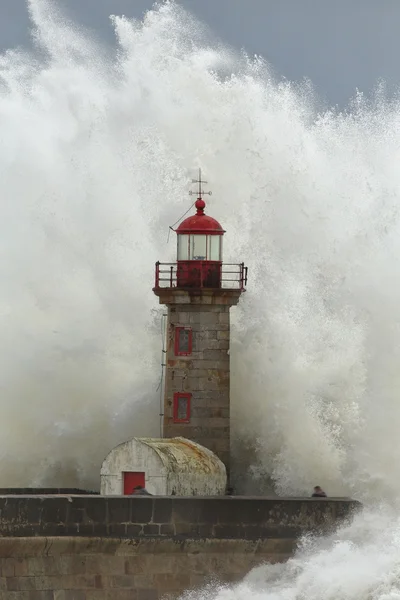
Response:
100,436,227,496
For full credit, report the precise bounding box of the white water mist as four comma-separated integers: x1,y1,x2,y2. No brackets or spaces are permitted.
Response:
183,507,400,600
0,0,399,502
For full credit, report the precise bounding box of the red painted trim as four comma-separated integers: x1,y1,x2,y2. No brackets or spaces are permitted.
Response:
155,261,160,287
173,393,191,423
175,214,225,234
174,327,192,356
123,472,145,495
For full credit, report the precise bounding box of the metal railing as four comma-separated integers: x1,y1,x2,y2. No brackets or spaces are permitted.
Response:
154,262,248,291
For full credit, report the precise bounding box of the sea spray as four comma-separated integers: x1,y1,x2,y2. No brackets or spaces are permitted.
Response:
0,1,399,505
182,507,400,600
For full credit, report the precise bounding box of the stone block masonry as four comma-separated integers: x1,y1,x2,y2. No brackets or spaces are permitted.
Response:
0,537,294,600
0,496,360,599
158,289,242,474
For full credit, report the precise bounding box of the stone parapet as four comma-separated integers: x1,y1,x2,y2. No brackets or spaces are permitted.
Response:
0,489,97,496
0,496,360,539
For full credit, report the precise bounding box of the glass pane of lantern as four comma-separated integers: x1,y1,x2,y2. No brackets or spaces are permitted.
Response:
177,235,189,260
191,235,207,260
209,235,221,260
177,397,189,420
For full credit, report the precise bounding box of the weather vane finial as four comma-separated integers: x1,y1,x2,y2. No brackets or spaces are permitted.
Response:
189,168,212,201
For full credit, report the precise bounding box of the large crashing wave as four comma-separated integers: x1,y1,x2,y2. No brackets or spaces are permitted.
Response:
4,2,400,598
1,0,400,504
185,508,400,600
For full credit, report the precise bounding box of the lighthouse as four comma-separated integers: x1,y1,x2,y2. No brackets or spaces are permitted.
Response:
153,172,247,473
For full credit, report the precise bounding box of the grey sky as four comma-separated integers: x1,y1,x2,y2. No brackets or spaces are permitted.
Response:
1,0,399,106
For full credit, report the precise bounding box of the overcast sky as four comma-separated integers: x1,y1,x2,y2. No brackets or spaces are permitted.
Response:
1,0,399,106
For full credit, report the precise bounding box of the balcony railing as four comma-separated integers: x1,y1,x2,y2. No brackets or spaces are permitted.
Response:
154,261,248,291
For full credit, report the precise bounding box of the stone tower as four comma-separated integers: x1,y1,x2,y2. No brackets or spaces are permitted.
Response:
153,173,247,472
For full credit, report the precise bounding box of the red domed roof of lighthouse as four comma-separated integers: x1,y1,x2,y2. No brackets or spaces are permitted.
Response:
176,198,225,235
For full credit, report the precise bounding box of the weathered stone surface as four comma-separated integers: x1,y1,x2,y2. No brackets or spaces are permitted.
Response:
190,360,229,370
0,496,360,539
191,407,229,419
0,490,96,496
161,296,237,470
0,497,361,599
217,330,230,340
188,313,219,325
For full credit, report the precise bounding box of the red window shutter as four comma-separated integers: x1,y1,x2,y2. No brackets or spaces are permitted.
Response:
173,393,191,423
174,327,192,356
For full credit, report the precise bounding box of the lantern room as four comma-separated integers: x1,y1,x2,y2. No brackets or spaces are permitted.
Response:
175,197,225,288
176,198,225,262
153,171,247,292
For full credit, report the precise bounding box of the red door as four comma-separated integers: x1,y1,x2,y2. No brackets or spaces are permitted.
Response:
123,471,145,495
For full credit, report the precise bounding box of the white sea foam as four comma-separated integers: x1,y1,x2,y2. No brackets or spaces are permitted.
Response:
1,0,399,502
184,507,400,600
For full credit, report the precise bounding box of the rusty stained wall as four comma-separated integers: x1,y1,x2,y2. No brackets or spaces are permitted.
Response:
100,437,226,496
164,301,237,472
